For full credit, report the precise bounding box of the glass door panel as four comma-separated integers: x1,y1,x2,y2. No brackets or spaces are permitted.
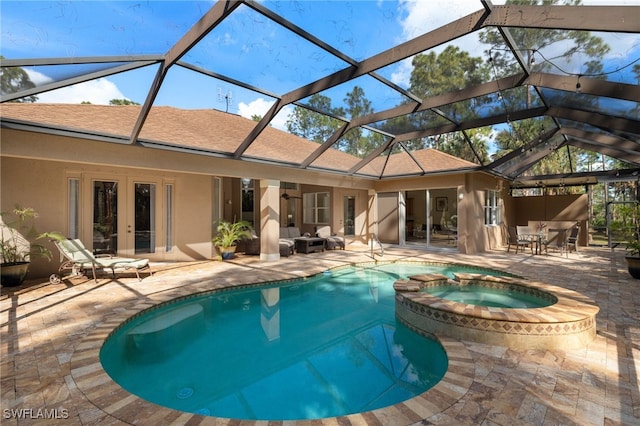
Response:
134,183,156,254
405,190,427,242
93,181,118,254
344,196,355,236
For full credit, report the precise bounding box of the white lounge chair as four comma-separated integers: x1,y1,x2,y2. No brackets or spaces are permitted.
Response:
50,238,150,283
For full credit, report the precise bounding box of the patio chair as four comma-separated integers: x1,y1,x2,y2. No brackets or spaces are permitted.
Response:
50,238,150,283
566,225,580,254
507,227,532,254
238,229,260,255
314,226,345,250
542,228,568,257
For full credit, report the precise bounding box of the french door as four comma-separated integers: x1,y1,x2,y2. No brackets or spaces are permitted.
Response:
89,176,163,257
343,195,355,237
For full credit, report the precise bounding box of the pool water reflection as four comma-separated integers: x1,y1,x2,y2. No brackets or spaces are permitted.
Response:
100,263,498,420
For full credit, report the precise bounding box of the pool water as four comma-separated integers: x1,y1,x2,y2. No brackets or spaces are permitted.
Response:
100,263,500,420
424,285,553,308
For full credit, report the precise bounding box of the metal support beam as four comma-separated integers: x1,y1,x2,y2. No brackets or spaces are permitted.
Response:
484,5,640,33
130,0,242,145
527,73,640,103
1,60,159,103
547,107,640,135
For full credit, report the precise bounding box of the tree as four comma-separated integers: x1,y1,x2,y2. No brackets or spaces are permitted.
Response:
406,45,492,163
335,86,377,157
285,94,344,143
481,0,610,175
109,98,140,105
0,56,38,103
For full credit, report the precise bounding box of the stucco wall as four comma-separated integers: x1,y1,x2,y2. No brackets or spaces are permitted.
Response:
1,157,66,279
1,156,214,278
372,172,508,254
463,173,508,253
512,193,588,246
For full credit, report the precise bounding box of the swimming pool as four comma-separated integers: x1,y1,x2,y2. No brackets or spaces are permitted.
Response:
100,262,503,421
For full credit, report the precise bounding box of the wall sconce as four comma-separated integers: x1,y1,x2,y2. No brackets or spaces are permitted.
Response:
458,193,464,200
226,199,232,205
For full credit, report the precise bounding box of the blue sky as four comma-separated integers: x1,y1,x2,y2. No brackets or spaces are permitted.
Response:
2,0,639,131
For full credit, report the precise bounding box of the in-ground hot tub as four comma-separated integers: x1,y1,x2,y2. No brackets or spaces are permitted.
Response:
394,273,599,350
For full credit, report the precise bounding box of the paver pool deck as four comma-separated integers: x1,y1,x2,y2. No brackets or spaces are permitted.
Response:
1,245,638,425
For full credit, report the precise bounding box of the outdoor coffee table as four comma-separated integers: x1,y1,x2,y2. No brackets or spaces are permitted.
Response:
294,237,326,254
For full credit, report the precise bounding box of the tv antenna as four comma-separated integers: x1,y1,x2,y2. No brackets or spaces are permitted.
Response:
217,87,233,112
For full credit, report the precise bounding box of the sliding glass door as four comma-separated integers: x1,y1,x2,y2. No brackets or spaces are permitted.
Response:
403,188,458,249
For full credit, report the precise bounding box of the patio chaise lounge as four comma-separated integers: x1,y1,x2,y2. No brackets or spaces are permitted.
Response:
315,226,345,250
50,238,150,283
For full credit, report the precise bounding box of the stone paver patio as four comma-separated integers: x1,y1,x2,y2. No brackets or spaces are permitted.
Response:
1,245,638,425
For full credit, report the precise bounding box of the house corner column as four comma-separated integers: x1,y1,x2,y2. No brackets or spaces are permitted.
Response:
260,179,280,261
367,189,377,246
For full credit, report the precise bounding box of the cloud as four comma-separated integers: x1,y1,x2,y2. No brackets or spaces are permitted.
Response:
27,70,128,104
390,58,413,88
237,97,292,131
397,0,478,42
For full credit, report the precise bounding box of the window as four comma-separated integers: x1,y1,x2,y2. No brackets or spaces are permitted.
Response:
165,184,174,253
212,177,222,238
68,178,80,239
241,178,254,226
134,183,156,254
303,192,329,224
484,190,501,226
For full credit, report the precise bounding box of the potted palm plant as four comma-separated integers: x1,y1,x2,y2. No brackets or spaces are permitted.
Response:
1,205,63,286
212,219,253,260
622,202,640,279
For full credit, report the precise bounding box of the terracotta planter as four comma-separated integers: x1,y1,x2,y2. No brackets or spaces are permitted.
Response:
1,262,30,287
625,256,640,279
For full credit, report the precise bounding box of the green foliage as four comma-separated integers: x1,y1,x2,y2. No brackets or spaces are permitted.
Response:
335,86,376,157
109,98,140,105
481,0,610,176
620,203,640,257
410,46,490,99
211,220,253,249
0,56,38,103
0,205,64,264
282,0,612,173
407,45,492,163
626,240,640,258
286,94,344,143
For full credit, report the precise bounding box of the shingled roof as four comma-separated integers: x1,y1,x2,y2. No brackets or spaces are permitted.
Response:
2,1,637,186
1,103,477,178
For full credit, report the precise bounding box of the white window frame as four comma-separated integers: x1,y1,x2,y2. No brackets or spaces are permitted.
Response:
484,190,502,226
165,183,174,253
68,177,81,239
303,192,330,225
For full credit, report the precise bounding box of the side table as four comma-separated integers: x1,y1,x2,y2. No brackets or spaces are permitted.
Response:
294,237,326,254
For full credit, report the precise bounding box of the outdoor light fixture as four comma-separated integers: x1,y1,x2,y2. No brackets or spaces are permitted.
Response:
576,75,582,93
281,193,302,200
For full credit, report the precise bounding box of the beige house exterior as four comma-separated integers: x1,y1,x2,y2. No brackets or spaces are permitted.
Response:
1,103,587,279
